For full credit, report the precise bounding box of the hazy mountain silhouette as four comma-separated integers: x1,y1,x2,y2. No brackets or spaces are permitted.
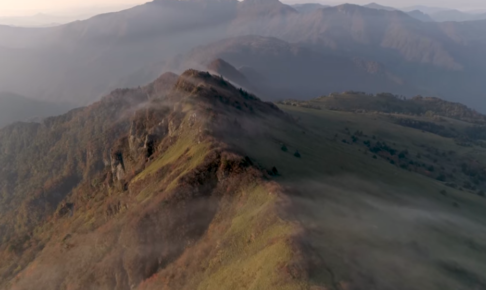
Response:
0,92,74,128
363,3,434,22
0,14,68,27
173,36,412,99
206,58,254,90
291,3,329,13
120,35,412,100
1,1,486,109
402,5,448,14
363,3,397,11
406,10,434,22
430,9,486,22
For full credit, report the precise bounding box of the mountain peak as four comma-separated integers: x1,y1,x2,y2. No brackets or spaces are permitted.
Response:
206,58,252,89
364,2,397,11
242,0,282,5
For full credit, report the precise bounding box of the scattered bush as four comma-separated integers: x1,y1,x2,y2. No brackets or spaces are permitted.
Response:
281,144,288,152
436,174,446,182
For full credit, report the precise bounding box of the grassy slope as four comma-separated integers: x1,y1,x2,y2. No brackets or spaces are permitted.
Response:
140,183,305,290
9,117,302,290
4,72,308,290
226,104,486,290
4,71,486,290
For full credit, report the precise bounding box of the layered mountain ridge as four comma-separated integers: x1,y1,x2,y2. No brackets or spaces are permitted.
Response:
1,1,486,110
0,92,74,128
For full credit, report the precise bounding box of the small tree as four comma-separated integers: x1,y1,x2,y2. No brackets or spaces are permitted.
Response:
294,150,301,158
281,144,288,152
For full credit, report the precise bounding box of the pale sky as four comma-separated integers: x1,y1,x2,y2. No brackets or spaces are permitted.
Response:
0,0,144,16
1,0,486,17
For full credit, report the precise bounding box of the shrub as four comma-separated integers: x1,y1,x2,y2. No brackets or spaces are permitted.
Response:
281,144,288,152
271,167,279,175
398,150,408,159
436,174,446,182
294,151,301,158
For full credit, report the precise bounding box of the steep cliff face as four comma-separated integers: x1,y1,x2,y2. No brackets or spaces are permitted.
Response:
0,70,306,290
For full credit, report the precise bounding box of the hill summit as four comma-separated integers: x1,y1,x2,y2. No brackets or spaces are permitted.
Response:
0,70,301,290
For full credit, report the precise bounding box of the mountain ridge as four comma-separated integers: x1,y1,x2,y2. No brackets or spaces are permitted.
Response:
1,1,486,110
1,68,486,289
0,69,303,290
0,92,74,128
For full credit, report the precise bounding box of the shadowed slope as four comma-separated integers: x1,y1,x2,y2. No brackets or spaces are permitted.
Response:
206,58,253,90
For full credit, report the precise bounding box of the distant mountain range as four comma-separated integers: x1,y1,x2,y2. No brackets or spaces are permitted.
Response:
123,35,412,100
364,3,396,11
291,3,329,13
0,14,71,27
1,0,486,110
0,4,137,27
366,2,486,22
0,92,74,128
430,9,486,22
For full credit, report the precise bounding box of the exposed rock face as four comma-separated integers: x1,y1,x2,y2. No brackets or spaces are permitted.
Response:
111,151,126,182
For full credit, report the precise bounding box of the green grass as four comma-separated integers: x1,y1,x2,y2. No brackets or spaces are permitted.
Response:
224,104,486,290
196,184,306,290
133,134,210,184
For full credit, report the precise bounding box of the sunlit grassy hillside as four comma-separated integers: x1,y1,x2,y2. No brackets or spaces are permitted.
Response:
2,75,486,290
224,94,486,290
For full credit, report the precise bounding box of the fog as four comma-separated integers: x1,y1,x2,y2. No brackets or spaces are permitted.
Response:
287,176,486,290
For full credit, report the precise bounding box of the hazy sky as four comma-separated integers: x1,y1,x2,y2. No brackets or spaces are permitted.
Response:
1,0,486,17
0,0,143,16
